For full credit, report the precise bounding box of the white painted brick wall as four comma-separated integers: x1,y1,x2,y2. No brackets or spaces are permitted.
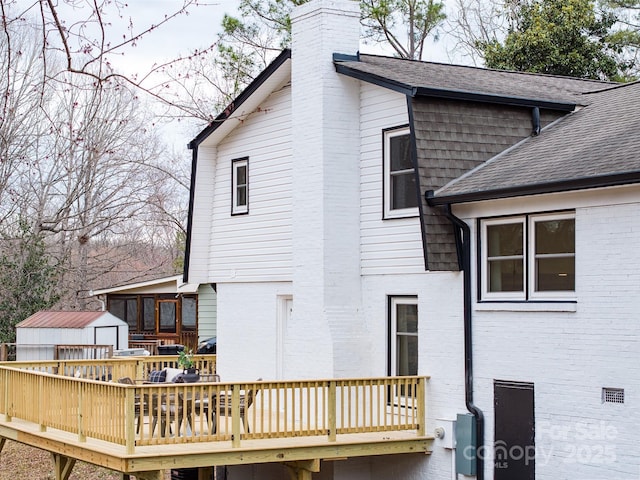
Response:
289,0,364,378
467,197,640,480
216,281,291,382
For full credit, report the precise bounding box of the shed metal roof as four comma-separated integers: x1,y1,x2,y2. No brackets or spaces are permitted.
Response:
17,311,114,329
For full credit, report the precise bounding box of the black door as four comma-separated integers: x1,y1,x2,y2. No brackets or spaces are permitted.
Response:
494,380,535,480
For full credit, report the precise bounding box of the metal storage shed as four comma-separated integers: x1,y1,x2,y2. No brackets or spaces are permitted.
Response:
15,311,128,361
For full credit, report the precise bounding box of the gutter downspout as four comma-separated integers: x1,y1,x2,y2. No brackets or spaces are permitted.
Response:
427,191,484,479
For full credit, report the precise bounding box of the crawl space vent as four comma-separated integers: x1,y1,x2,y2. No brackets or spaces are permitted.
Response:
602,388,624,404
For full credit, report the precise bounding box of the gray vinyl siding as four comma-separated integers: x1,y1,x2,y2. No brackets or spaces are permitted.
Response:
197,283,217,341
412,97,564,271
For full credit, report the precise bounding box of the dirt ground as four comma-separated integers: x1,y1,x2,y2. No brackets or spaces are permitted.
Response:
0,440,171,480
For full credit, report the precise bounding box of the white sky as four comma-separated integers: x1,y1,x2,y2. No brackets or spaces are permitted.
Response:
102,0,460,76
13,0,463,147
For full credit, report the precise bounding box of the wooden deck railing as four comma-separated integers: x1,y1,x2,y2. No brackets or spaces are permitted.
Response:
1,363,427,455
1,355,216,382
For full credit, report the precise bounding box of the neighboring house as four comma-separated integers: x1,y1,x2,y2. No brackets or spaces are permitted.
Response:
184,0,640,478
91,275,217,352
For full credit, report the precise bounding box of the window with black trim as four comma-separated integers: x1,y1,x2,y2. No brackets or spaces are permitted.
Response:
231,157,248,215
389,296,418,376
383,127,418,218
480,212,575,301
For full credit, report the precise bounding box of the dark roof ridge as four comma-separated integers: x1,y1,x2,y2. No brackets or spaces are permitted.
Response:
579,78,640,96
357,53,617,86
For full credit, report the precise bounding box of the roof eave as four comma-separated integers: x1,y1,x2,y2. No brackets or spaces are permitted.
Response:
334,61,416,96
334,59,577,111
188,49,292,149
414,86,576,111
427,172,640,206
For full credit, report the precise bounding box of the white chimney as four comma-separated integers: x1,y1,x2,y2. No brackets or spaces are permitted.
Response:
289,0,365,378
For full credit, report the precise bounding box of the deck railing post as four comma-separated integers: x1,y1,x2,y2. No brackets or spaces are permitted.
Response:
0,343,6,361
417,377,426,436
136,360,145,382
39,375,46,431
125,387,136,454
231,385,241,448
2,368,10,422
328,381,336,442
78,383,86,442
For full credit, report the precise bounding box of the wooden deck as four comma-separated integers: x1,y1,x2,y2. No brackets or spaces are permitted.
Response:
0,359,432,480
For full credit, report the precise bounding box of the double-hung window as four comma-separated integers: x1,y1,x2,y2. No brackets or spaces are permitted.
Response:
480,212,575,301
231,157,248,215
383,127,418,218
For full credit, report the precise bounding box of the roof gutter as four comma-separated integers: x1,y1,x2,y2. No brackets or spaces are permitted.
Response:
426,191,485,480
429,170,640,206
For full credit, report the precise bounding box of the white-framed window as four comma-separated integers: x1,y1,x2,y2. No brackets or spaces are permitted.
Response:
383,126,418,219
231,157,248,215
480,212,575,301
389,296,418,377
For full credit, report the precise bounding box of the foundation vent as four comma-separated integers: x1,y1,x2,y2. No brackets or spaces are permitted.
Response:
602,388,624,404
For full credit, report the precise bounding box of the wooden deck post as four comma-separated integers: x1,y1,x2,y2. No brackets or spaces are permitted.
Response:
0,437,6,454
0,343,6,361
134,470,164,480
3,369,10,422
328,381,336,442
135,360,145,381
51,453,76,480
39,375,46,432
77,386,86,443
231,385,241,448
124,387,136,454
417,377,426,436
285,459,320,480
198,467,213,480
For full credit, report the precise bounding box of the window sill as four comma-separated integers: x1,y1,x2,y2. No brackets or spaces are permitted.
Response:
475,302,577,312
383,211,419,220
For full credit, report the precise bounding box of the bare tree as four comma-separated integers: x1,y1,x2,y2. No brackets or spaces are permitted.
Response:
0,23,189,310
446,0,520,65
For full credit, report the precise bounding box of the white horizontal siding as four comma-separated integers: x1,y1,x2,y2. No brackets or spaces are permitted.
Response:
209,86,293,282
360,83,425,275
188,145,217,284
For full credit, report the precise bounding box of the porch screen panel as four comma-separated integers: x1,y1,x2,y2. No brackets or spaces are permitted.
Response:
159,301,177,333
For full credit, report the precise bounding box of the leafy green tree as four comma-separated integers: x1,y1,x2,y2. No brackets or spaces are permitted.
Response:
478,0,637,80
0,222,61,343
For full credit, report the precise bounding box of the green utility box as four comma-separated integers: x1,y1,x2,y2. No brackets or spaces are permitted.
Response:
455,413,477,476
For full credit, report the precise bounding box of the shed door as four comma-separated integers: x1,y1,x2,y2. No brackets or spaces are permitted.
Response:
494,380,535,480
95,326,119,350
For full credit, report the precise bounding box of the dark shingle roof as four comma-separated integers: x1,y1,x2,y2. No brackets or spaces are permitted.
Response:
336,54,613,107
431,81,640,203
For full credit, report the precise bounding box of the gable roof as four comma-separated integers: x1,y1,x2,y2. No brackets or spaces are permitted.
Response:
91,275,198,296
334,54,613,110
429,81,640,205
17,311,121,329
